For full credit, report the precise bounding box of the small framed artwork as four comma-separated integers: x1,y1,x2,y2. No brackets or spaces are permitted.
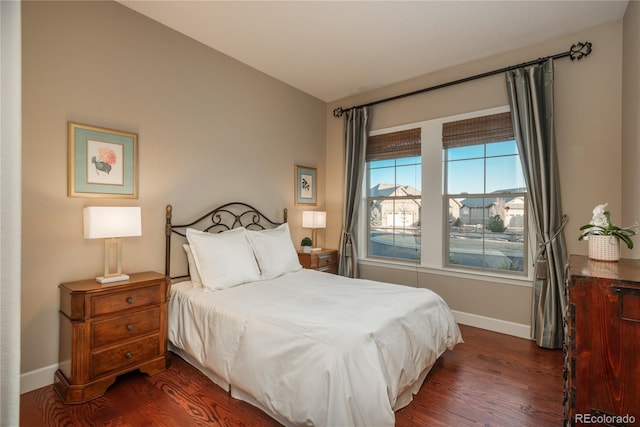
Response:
294,165,317,206
68,122,138,198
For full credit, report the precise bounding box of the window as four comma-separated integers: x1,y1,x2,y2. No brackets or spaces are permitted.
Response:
443,112,527,273
366,128,421,261
360,106,531,281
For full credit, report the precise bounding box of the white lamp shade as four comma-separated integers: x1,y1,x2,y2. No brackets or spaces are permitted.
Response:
83,207,142,239
302,211,326,229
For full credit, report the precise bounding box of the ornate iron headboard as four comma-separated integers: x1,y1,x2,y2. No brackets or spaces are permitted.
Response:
165,202,288,281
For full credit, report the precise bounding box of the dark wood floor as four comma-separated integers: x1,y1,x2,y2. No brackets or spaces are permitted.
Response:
21,325,564,426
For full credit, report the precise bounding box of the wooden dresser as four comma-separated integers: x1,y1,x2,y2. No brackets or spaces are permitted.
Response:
55,271,169,404
298,249,338,274
565,255,640,425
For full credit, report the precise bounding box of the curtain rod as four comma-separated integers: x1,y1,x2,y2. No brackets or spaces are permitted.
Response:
333,41,592,118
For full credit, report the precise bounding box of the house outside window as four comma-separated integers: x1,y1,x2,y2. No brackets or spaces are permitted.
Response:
443,112,527,274
366,128,421,261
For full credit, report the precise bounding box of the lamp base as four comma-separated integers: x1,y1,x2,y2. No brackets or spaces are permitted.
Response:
96,274,130,284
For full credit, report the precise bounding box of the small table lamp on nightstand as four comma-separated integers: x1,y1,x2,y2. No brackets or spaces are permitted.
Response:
83,206,142,283
302,211,326,252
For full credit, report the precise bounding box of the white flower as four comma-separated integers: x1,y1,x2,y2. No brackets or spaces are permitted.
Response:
593,203,608,215
591,216,609,228
590,203,610,228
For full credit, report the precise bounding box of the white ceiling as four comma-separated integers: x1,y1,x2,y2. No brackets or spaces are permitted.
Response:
118,0,629,102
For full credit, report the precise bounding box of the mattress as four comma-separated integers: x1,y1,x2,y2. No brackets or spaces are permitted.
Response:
168,268,462,426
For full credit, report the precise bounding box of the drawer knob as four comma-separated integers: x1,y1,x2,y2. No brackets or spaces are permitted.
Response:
127,324,134,331
125,352,133,359
126,297,134,304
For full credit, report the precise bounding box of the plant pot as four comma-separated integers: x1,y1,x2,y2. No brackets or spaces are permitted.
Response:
588,235,619,261
302,246,311,254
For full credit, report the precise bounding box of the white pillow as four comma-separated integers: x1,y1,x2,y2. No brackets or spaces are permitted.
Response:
182,244,202,288
186,227,261,291
247,223,302,280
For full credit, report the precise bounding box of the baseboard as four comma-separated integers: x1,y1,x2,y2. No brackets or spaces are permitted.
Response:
452,310,531,340
20,363,57,394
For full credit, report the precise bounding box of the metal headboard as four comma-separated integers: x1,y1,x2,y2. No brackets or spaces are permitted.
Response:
165,202,288,281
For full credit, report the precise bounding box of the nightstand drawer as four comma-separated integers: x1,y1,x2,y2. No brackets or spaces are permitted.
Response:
92,284,162,317
316,252,337,268
91,307,160,348
90,335,160,378
317,264,338,274
298,249,338,274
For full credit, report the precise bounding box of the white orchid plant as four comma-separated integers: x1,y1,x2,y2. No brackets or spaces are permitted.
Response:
578,203,637,249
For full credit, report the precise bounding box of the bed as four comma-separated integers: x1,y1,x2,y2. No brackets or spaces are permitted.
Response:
164,202,462,427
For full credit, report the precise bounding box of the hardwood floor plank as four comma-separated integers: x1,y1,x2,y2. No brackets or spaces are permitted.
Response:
21,325,563,426
33,386,75,427
151,357,277,426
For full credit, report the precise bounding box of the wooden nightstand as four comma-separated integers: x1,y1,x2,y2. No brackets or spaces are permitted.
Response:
298,249,338,274
54,271,169,404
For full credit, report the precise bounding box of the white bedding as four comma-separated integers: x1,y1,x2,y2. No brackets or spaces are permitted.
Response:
168,268,462,427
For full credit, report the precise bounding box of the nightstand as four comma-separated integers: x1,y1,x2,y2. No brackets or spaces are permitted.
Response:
298,249,338,274
54,271,168,404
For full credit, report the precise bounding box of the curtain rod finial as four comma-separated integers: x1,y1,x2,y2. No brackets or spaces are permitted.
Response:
569,41,592,61
333,107,344,118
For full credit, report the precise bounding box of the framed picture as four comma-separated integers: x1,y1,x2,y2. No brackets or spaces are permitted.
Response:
294,165,317,206
68,122,138,198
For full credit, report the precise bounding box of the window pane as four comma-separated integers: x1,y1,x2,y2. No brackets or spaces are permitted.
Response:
484,196,524,271
396,163,421,190
486,140,518,157
369,158,421,196
486,155,525,193
448,196,484,268
448,195,524,272
369,166,395,196
447,145,484,161
369,199,421,261
447,158,484,194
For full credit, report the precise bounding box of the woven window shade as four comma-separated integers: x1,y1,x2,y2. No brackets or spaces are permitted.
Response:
442,112,514,148
367,128,421,162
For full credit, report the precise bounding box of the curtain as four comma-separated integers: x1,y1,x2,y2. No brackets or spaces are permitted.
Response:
338,107,370,278
506,59,567,349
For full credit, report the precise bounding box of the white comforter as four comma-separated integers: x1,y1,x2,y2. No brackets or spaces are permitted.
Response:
168,269,462,427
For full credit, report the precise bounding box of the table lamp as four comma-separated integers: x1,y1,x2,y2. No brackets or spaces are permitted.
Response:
83,206,142,283
302,211,326,252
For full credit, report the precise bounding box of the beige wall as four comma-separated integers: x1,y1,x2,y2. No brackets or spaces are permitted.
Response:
326,21,624,326
622,0,640,258
21,1,325,377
